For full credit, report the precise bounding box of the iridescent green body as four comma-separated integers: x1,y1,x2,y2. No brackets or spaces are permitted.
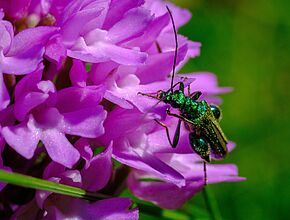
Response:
159,89,228,162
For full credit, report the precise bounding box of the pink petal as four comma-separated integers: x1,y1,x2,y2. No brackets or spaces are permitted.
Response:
128,172,203,209
100,43,148,65
0,72,10,110
40,129,80,168
186,72,233,95
125,12,170,51
145,1,191,29
69,59,87,87
14,65,43,100
1,47,44,75
81,143,113,191
89,61,119,85
68,41,148,65
103,0,145,29
8,26,59,56
14,92,48,121
45,36,67,67
43,196,138,220
113,148,185,187
80,1,110,33
61,7,103,44
55,86,104,112
62,106,107,138
136,44,187,84
1,121,40,159
0,20,13,53
0,136,11,191
43,162,66,180
206,164,246,183
0,105,15,126
2,26,59,75
104,91,133,109
108,8,153,44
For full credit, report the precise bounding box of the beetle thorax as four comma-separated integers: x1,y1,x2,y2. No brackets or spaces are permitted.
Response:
181,100,208,122
159,91,208,122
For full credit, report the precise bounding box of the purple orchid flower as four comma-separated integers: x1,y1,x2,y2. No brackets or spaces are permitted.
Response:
0,136,11,191
1,67,107,168
0,12,59,110
95,71,240,200
12,139,138,220
0,0,245,218
44,0,150,66
128,162,245,209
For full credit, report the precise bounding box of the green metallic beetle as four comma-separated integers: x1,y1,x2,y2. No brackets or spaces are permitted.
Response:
140,81,228,163
139,6,228,184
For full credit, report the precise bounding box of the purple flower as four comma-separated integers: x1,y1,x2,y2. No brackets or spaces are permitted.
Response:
12,139,138,220
44,196,138,220
95,72,242,205
0,1,244,218
1,67,107,168
0,136,11,191
44,0,150,66
0,13,58,110
127,154,245,209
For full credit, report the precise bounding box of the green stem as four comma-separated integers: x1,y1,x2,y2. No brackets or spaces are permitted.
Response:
202,187,222,220
0,169,109,201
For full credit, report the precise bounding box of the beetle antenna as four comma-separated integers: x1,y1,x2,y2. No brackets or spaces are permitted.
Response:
166,5,178,93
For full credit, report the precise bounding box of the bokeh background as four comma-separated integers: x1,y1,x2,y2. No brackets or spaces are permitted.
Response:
172,0,290,219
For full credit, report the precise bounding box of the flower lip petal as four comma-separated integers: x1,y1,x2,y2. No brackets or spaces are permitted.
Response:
14,92,49,121
81,142,113,191
0,20,13,53
54,86,105,113
61,7,103,45
107,8,153,44
0,72,10,110
33,107,63,129
1,121,40,159
14,65,43,100
124,11,170,51
128,172,203,209
69,59,87,87
68,41,148,65
7,26,59,57
103,0,145,29
113,149,185,187
43,196,139,220
40,129,80,168
61,106,107,138
1,47,44,75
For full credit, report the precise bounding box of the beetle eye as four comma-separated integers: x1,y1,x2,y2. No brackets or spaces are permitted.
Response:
210,105,222,120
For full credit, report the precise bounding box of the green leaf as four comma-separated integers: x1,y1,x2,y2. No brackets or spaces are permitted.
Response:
202,187,222,220
138,178,163,182
85,63,92,71
163,209,191,220
0,169,108,201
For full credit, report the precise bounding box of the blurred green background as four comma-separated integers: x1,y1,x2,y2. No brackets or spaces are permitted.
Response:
173,0,290,219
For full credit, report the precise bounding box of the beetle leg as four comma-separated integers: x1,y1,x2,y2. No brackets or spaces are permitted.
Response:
138,92,160,100
190,91,202,100
166,109,194,124
154,119,182,148
203,161,208,186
